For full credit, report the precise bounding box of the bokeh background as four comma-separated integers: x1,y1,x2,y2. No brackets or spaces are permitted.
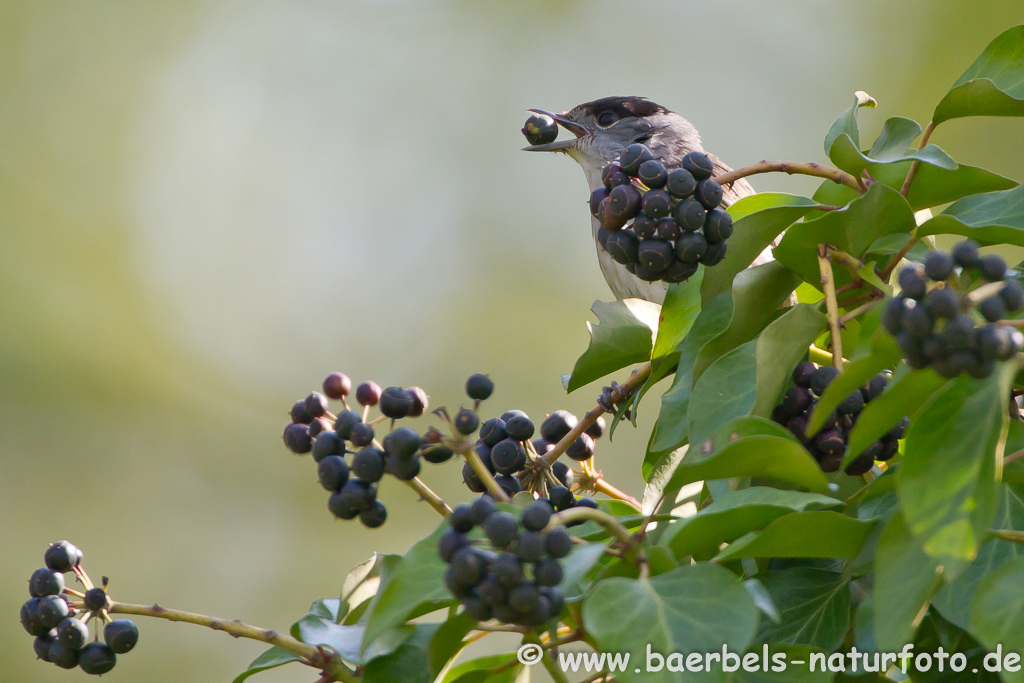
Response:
3,1,1024,681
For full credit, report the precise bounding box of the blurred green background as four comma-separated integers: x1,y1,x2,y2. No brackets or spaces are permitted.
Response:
3,2,1024,681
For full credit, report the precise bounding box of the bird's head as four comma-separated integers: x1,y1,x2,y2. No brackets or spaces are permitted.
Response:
524,96,700,186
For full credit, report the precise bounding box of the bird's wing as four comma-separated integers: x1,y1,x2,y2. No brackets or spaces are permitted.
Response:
708,152,755,207
591,214,670,304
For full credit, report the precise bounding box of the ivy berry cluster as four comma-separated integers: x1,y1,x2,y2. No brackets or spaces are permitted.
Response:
772,362,907,475
20,541,139,674
884,240,1024,379
439,497,570,627
589,143,731,284
283,372,435,529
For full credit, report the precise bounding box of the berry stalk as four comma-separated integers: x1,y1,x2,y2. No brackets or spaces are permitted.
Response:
404,476,453,516
817,245,845,371
713,160,863,193
465,442,511,502
549,507,635,546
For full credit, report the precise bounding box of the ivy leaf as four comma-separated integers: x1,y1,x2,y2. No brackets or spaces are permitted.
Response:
361,521,456,653
338,554,392,622
563,299,660,392
362,624,442,683
688,339,759,450
702,193,819,304
970,558,1024,683
233,647,301,683
558,541,609,600
659,487,843,562
583,564,759,683
828,117,957,177
823,90,876,154
427,613,477,679
774,183,916,289
934,25,1024,124
872,512,943,651
752,304,829,418
899,364,1013,570
754,568,851,652
713,512,876,562
932,484,1024,631
440,654,523,683
918,186,1024,246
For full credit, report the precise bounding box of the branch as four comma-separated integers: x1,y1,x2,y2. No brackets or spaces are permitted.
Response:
404,477,452,517
880,237,919,280
590,476,641,510
899,121,937,197
550,507,635,546
100,601,355,681
465,442,510,502
713,160,863,194
991,529,1024,544
839,297,883,324
817,245,845,371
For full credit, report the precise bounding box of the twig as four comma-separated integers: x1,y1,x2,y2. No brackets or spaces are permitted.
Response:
1004,448,1024,466
808,346,834,366
1001,319,1024,329
880,238,919,280
899,121,937,197
839,296,884,324
465,444,510,503
404,477,452,516
590,476,641,510
817,245,844,371
550,507,635,546
713,160,863,194
826,246,865,275
991,529,1024,544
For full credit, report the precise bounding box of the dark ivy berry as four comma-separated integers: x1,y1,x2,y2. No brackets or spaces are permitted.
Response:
545,527,573,558
681,151,714,180
637,239,675,274
322,372,352,399
703,209,733,243
78,642,117,675
597,226,612,249
450,503,475,533
309,417,332,438
882,296,908,335
608,184,642,220
552,460,574,488
898,266,927,300
633,213,658,239
694,179,723,210
83,587,107,612
466,373,495,401
605,229,640,265
484,512,519,548
810,366,840,396
352,447,386,482
541,410,577,442
37,595,69,629
360,500,388,528
925,287,959,320
454,407,481,435
666,167,696,198
549,485,575,511
333,410,361,439
980,295,1007,323
1001,280,1024,312
576,497,598,509
311,430,343,462
491,439,526,475
21,598,48,636
566,433,595,461
637,159,668,188
885,417,911,441
439,529,469,563
673,198,706,232
590,187,609,217
522,114,558,145
585,416,606,440
844,452,875,476
387,452,422,480
619,143,654,175
318,455,350,492
814,428,846,457
290,400,313,424
792,361,816,388
384,426,421,458
348,422,375,447
902,304,933,337
406,387,429,417
30,567,64,598
505,414,535,441
700,241,727,266
675,231,708,263
284,422,313,454
462,463,485,493
516,531,547,562
944,314,976,350
641,189,673,219
535,558,564,586
782,387,812,415
379,386,413,418
952,239,981,269
657,217,682,242
522,501,553,531
664,260,700,284
328,490,359,520
470,496,498,525
480,418,508,447
979,253,1008,281
838,390,865,415
863,373,888,402
339,478,376,512
57,616,89,649
924,251,955,281
34,631,55,662
601,162,623,186
355,381,382,407
48,640,80,669
495,474,522,496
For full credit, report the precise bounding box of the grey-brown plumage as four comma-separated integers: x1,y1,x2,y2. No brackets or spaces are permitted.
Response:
525,96,759,304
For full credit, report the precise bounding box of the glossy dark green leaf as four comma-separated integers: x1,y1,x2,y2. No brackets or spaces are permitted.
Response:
872,512,943,651
752,304,829,418
829,118,956,178
932,484,1024,631
714,511,875,561
233,647,302,683
900,364,1013,568
934,25,1024,123
846,365,949,460
338,554,392,622
441,654,523,683
918,186,1024,246
823,91,876,154
646,292,734,466
754,568,851,651
427,613,477,679
362,624,441,683
583,564,759,683
774,184,916,288
558,540,609,600
970,557,1024,683
653,269,704,361
701,193,819,304
693,262,800,380
362,521,455,652
665,434,830,495
659,487,843,561
565,298,660,392
689,339,759,448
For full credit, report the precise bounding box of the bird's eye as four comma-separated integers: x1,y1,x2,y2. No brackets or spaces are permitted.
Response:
597,111,617,127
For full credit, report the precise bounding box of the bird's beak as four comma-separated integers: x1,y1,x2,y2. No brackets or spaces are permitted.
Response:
522,109,590,152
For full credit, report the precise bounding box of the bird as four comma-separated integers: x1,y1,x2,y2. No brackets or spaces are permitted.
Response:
524,96,761,304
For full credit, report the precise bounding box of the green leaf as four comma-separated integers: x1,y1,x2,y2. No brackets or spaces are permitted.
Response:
872,512,943,651
823,90,876,154
565,299,660,392
427,613,477,679
659,487,843,561
583,563,759,683
362,624,441,683
725,645,833,682
970,557,1024,683
934,25,1024,124
233,646,301,683
646,292,734,464
774,183,916,288
361,521,456,653
441,654,522,683
900,364,1013,569
932,484,1024,631
919,185,1024,246
693,262,801,380
713,511,875,562
829,117,956,177
754,568,851,651
752,305,829,418
558,540,609,600
846,365,949,460
338,554,391,622
665,434,830,495
806,329,901,438
653,269,705,361
689,339,759,448
701,193,819,304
